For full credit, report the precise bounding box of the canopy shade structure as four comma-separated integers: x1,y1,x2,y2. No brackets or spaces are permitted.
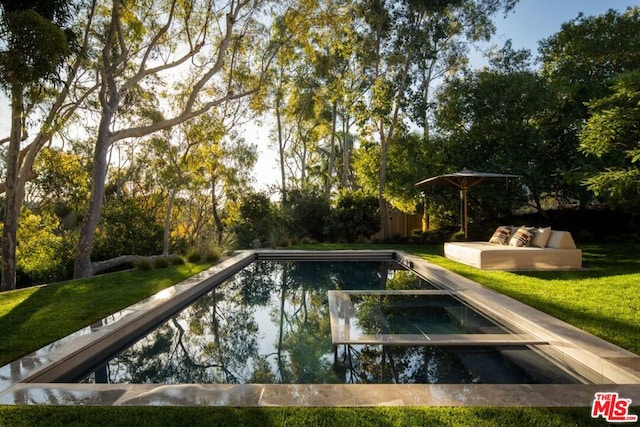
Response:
415,169,521,240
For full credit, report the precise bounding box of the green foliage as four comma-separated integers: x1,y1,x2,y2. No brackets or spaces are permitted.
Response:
32,148,91,218
14,208,76,286
0,9,70,89
450,231,465,241
435,69,545,208
580,70,640,210
202,248,221,263
537,7,640,205
169,255,185,266
540,7,640,109
185,246,221,264
282,189,331,241
354,133,438,213
152,257,169,269
186,249,202,263
92,195,163,261
327,190,380,242
232,192,276,248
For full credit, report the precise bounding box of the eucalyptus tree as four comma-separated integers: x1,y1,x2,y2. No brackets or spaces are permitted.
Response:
355,0,516,239
73,0,272,278
306,1,365,194
187,127,257,249
267,0,330,197
354,132,438,212
0,0,84,291
267,0,364,198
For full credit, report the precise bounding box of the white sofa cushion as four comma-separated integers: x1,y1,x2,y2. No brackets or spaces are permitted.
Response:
444,229,581,270
546,230,577,249
530,227,552,248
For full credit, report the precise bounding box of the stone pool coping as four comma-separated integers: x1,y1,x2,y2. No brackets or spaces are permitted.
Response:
1,249,640,407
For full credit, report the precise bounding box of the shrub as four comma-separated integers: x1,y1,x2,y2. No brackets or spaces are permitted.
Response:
186,249,202,263
152,257,170,269
202,248,221,263
327,190,380,242
168,255,185,265
92,195,163,261
133,258,152,271
281,189,331,241
15,209,76,286
299,236,313,245
450,231,466,241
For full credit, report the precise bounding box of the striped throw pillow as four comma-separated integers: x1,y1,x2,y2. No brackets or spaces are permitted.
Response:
509,226,535,247
489,226,512,245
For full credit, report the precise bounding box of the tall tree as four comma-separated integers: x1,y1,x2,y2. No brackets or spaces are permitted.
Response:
538,7,640,206
434,60,550,214
579,70,640,211
0,0,77,290
355,0,515,239
73,0,271,278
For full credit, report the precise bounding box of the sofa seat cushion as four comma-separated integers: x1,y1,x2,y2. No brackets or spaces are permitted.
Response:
444,241,582,270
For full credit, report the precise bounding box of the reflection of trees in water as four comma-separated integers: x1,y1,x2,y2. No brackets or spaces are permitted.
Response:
87,260,459,385
335,345,476,384
91,285,260,384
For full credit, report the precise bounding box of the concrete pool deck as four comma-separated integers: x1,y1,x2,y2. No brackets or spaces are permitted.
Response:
2,250,640,407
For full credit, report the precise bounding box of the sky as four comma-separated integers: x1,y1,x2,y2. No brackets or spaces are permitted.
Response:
1,1,637,191
488,0,635,58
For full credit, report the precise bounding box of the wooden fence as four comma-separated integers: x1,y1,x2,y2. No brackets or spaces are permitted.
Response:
372,210,423,240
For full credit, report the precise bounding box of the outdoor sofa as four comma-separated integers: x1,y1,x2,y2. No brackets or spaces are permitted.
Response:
443,226,582,271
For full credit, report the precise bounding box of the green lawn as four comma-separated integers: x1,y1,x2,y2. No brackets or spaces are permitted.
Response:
0,243,638,426
0,406,612,427
0,262,213,366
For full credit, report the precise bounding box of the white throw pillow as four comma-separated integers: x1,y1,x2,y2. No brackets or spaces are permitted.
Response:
530,227,552,248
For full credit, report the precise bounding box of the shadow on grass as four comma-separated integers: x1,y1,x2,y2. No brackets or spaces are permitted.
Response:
0,264,210,367
496,287,640,354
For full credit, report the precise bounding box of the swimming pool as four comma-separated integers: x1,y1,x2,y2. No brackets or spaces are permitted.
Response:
78,259,581,385
2,250,640,406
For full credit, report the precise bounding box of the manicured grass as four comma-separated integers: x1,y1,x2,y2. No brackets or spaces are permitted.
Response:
0,263,212,367
0,406,614,426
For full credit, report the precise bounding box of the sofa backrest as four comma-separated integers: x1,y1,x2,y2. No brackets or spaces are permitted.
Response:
546,230,577,249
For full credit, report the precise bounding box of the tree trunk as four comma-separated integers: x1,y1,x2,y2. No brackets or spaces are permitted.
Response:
163,186,178,255
325,101,338,195
276,97,287,202
211,175,224,247
1,83,24,291
341,111,351,189
73,118,112,278
378,137,390,240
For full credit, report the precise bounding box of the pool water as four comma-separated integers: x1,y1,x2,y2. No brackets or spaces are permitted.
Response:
80,260,583,385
